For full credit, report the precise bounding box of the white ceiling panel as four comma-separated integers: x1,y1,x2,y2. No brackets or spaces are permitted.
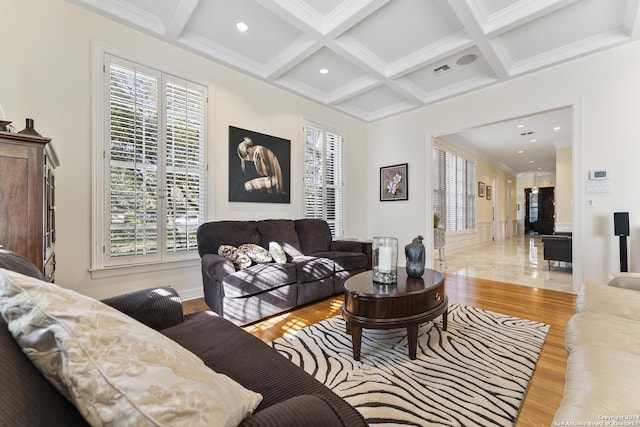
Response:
277,47,368,95
341,0,464,65
401,47,496,97
183,0,304,65
496,0,631,65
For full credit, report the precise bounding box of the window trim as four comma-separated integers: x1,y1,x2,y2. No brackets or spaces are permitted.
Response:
90,41,208,277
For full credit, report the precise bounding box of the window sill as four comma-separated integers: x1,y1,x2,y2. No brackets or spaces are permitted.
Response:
90,257,200,279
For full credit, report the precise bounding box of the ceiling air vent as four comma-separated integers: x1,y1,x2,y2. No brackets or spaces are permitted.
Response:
520,131,534,136
433,64,450,75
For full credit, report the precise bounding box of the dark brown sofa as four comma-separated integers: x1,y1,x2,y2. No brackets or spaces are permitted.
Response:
0,248,366,427
197,219,368,325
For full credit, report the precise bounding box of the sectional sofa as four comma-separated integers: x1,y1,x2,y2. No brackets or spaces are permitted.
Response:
554,273,640,422
0,248,366,426
197,219,368,325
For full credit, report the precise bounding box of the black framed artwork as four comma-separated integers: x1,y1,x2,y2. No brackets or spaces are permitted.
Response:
380,163,408,201
486,185,492,200
478,182,485,198
228,126,291,203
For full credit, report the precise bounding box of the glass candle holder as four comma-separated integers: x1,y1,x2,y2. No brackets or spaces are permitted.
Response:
372,237,398,284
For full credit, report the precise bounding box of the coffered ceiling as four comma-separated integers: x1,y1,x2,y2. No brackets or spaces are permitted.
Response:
69,0,639,123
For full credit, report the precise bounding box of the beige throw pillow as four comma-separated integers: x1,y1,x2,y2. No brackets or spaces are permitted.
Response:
0,269,262,427
238,243,272,264
218,244,252,269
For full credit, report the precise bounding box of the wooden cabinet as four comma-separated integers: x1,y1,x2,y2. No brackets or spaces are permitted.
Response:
0,131,59,280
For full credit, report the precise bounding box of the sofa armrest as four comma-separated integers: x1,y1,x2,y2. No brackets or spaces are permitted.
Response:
200,253,236,315
101,286,184,330
239,395,348,427
330,240,364,253
201,253,236,279
607,272,640,291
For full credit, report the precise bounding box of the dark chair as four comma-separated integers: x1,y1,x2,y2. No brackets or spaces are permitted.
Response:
541,234,572,269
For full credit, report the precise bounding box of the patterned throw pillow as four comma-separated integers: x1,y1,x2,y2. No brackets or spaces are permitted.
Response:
0,269,263,426
218,245,252,269
269,241,288,263
238,244,273,264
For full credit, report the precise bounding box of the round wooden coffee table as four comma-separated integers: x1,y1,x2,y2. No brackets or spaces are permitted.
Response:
342,269,447,360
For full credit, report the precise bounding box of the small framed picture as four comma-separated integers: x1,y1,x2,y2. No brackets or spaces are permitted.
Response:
478,182,485,198
380,163,408,201
486,185,492,200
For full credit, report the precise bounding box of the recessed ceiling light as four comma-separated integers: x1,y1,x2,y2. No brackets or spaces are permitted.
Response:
517,124,525,128
530,139,537,142
517,150,524,154
553,126,561,131
529,160,535,163
236,22,249,32
319,68,329,74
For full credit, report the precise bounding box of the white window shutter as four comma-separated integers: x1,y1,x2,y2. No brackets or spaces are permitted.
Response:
303,122,344,237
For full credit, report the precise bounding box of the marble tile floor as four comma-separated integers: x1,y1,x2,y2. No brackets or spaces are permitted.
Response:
433,234,573,293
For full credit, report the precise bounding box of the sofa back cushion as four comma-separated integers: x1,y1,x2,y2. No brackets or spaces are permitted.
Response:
197,221,261,256
295,219,332,255
257,220,304,257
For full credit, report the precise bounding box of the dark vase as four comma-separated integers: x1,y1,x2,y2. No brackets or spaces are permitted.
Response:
18,118,42,137
405,235,425,277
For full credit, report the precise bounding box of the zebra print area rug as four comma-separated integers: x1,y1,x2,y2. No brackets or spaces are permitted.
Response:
271,303,549,426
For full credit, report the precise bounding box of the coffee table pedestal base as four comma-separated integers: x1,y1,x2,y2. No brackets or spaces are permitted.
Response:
343,299,448,361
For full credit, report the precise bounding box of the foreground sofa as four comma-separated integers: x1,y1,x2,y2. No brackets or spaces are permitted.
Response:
197,219,368,325
553,274,640,422
0,248,366,426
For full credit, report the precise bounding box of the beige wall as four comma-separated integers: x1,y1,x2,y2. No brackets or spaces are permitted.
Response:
0,0,368,299
555,147,573,230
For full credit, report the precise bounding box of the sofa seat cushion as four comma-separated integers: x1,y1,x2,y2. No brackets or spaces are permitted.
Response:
566,311,640,356
576,281,640,321
224,263,297,297
291,256,335,284
311,251,367,272
257,220,304,257
554,344,640,423
0,269,263,427
161,312,367,427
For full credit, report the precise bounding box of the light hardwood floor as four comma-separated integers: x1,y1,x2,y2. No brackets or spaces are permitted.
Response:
183,274,575,427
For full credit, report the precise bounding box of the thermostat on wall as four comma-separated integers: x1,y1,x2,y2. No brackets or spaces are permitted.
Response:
589,170,608,180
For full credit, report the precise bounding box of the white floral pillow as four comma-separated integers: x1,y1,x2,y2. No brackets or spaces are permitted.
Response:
269,241,288,263
0,269,262,427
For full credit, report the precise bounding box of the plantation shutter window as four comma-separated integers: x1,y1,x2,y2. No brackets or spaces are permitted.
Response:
108,61,159,258
304,122,344,237
164,78,206,254
432,145,475,231
102,54,207,268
